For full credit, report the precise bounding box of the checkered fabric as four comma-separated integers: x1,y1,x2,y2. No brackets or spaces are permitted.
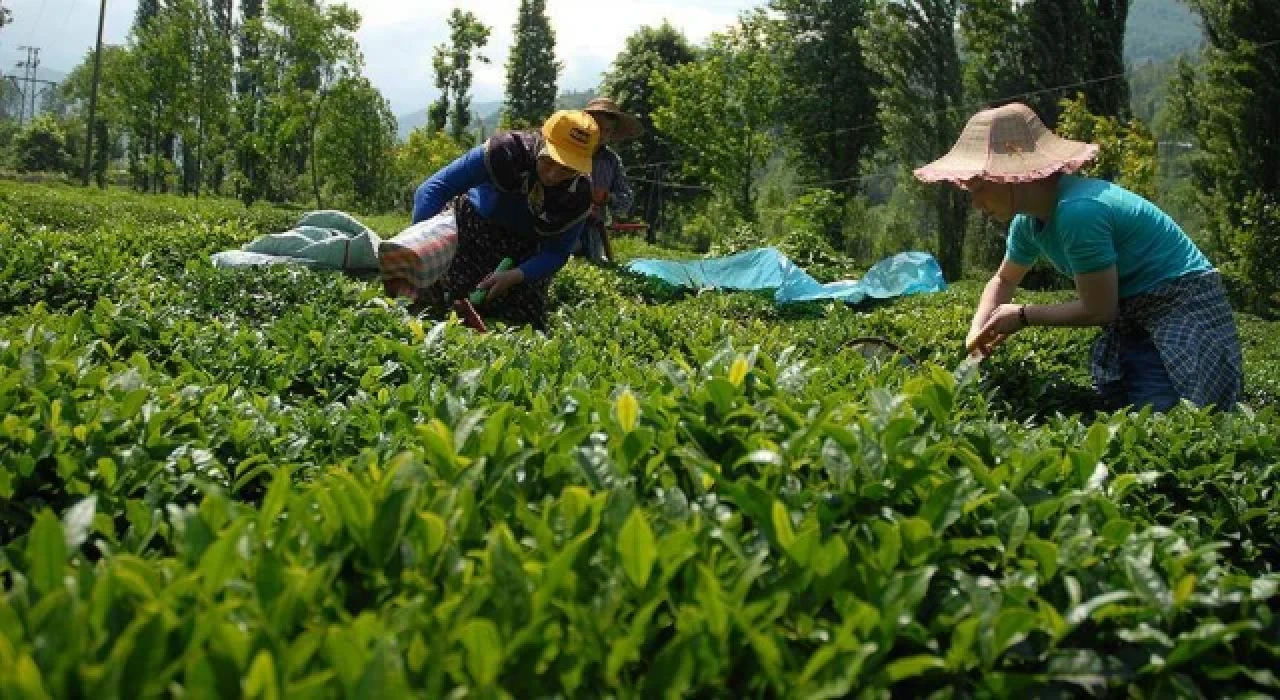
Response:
1091,271,1243,409
378,212,459,300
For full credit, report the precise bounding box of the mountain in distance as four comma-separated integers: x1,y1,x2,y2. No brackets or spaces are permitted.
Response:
397,89,598,141
34,67,68,85
1125,0,1204,65
396,99,502,141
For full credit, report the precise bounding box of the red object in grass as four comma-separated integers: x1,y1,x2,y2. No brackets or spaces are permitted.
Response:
453,299,488,333
608,222,648,233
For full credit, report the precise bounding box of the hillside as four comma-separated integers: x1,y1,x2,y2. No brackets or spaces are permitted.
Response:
1125,0,1203,65
396,99,503,141
398,89,598,141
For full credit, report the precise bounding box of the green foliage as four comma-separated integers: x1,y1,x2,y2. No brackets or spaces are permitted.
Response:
960,0,1027,103
394,126,466,209
958,0,1133,125
134,0,159,28
502,0,560,129
769,0,881,191
1171,0,1280,313
11,115,71,173
225,0,362,207
854,183,939,265
262,0,362,208
683,194,748,253
430,9,491,144
1,183,1280,696
863,0,968,281
235,0,266,203
1056,93,1159,199
59,46,134,186
1214,192,1280,312
1083,0,1132,118
1128,55,1186,136
125,0,234,195
786,189,846,252
1018,0,1132,123
713,183,857,283
654,11,781,221
315,76,399,213
600,22,699,239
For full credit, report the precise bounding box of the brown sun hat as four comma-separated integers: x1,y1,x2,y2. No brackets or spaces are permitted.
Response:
914,102,1100,186
584,97,643,142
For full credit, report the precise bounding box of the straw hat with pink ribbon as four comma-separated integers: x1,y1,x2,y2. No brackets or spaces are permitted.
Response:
914,102,1100,187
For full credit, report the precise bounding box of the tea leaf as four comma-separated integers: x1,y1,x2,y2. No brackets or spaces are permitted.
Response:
618,509,657,589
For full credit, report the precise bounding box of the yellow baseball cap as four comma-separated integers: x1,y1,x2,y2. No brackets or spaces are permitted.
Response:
541,110,599,175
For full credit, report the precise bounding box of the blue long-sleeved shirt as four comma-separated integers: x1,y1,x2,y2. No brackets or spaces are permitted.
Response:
412,136,590,282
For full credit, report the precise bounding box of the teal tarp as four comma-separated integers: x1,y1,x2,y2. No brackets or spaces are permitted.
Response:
625,248,946,305
211,210,381,270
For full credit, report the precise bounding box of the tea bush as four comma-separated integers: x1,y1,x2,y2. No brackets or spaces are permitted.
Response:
2,183,1279,698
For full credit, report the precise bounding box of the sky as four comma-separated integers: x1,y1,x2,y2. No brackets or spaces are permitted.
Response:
0,0,760,117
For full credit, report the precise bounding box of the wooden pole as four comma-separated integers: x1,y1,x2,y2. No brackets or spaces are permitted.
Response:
83,0,108,187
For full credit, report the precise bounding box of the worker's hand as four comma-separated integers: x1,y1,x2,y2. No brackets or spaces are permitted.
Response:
592,187,609,205
476,268,525,303
965,331,1007,359
967,303,1024,356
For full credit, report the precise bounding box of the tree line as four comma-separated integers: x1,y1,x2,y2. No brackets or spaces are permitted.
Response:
0,0,1274,308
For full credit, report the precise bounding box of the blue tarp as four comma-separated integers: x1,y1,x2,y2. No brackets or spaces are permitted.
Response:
625,248,947,305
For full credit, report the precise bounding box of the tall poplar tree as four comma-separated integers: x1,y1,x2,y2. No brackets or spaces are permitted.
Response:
863,0,968,280
770,0,881,192
502,0,560,129
429,9,490,144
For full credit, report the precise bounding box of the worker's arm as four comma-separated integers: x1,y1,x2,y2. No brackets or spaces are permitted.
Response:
518,220,583,282
411,146,488,224
966,258,1029,355
1013,201,1121,327
478,223,584,302
972,200,1122,350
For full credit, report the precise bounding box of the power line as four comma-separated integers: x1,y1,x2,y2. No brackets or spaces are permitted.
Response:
628,175,711,191
23,0,52,50
620,38,1280,202
629,169,900,200
624,160,676,171
808,71,1129,142
803,36,1280,143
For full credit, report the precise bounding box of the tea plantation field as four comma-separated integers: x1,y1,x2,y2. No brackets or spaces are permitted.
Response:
2,183,1279,698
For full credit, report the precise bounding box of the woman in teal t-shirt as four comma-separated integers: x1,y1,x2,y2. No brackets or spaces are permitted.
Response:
915,102,1242,411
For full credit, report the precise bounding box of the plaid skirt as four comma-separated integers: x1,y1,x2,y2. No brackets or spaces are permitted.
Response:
1091,271,1243,409
421,195,552,329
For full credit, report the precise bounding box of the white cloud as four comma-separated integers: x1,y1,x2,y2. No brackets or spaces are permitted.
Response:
350,0,760,114
3,0,760,117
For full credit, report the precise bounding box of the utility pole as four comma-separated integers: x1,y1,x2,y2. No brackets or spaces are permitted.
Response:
15,47,32,125
17,47,40,124
14,46,46,126
30,48,39,120
83,0,108,187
